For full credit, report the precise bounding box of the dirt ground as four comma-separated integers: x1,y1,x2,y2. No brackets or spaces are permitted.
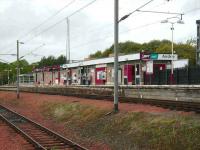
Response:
0,91,191,150
0,120,34,150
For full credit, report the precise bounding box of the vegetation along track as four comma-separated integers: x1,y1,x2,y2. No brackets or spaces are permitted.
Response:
1,86,200,113
83,94,200,113
0,104,87,150
123,97,200,113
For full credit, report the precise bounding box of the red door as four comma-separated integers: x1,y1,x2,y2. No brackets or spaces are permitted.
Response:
95,67,106,85
124,64,133,84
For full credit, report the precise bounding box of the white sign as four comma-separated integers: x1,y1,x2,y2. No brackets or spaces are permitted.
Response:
96,64,107,68
146,61,153,74
97,71,106,80
173,59,189,69
60,64,68,69
158,54,178,60
166,64,171,69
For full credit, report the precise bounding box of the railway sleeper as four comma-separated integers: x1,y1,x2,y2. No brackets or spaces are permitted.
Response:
23,129,47,133
41,143,66,146
27,132,52,136
31,136,56,140
38,141,65,145
45,146,69,150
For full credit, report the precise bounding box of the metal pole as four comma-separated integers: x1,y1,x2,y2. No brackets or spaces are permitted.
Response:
171,23,174,84
66,17,71,64
17,40,20,99
8,70,10,85
114,0,119,112
126,60,128,85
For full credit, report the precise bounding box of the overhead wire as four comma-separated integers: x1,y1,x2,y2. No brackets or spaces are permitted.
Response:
18,0,76,40
0,58,10,64
1,0,98,61
27,0,170,61
70,0,160,38
5,0,199,62
68,0,97,18
1,0,76,54
24,0,98,44
20,44,45,59
68,0,172,49
70,0,167,41
69,20,163,50
14,0,98,62
119,0,154,22
71,2,199,51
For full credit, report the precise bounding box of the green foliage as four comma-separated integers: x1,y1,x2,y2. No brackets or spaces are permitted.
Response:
0,59,34,85
56,55,66,65
89,39,196,65
42,101,200,150
89,41,142,58
89,51,103,59
0,39,196,84
119,41,142,54
0,54,66,85
37,55,66,67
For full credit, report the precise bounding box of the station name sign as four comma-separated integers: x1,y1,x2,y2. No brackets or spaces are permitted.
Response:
140,52,178,61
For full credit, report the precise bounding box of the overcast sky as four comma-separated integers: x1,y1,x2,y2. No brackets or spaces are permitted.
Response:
0,0,200,64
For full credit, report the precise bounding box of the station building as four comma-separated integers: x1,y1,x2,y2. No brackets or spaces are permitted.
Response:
19,73,34,85
33,52,180,86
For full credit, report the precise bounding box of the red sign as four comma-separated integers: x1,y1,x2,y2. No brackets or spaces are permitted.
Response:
140,52,150,60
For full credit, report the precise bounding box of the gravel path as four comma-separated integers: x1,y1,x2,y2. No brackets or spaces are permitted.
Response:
0,91,189,150
0,120,34,150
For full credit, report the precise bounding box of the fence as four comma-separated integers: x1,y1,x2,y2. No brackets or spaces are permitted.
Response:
144,66,200,85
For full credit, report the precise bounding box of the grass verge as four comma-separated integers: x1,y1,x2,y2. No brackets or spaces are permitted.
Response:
41,102,200,150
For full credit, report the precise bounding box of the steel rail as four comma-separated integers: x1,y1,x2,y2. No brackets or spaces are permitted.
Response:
0,114,45,150
0,105,88,150
0,86,200,113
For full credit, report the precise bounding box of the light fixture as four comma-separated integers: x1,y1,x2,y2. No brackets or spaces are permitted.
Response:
161,19,168,23
177,20,184,24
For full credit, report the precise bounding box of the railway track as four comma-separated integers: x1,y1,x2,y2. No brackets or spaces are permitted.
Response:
0,104,87,150
0,120,35,150
0,86,200,113
76,94,200,113
57,91,200,113
122,97,200,113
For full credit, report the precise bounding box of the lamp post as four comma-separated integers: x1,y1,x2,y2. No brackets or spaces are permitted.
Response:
4,69,12,85
114,0,172,112
66,17,70,64
161,18,184,84
17,40,24,99
114,0,119,112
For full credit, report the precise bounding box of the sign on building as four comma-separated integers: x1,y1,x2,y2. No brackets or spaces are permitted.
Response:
140,52,177,61
146,61,153,74
140,52,150,60
150,53,158,60
157,54,178,60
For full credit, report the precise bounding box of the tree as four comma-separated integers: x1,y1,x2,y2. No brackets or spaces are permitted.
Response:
38,56,56,67
89,51,103,59
88,39,196,65
56,55,66,65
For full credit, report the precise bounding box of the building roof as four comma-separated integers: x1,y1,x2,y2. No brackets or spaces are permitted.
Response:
19,73,34,77
61,53,140,69
61,53,178,69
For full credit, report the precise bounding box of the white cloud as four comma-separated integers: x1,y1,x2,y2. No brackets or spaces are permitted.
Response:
0,0,200,64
